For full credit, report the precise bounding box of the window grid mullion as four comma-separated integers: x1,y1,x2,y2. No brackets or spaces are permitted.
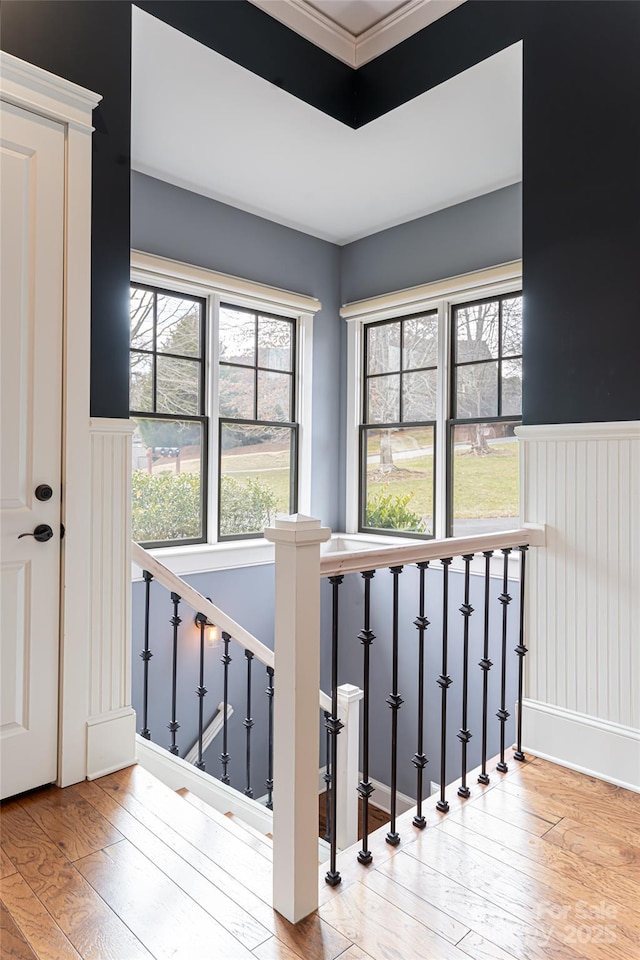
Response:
152,289,158,413
497,296,503,416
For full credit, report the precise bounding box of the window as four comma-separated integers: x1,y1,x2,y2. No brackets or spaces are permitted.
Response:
361,312,437,535
129,254,319,551
450,294,522,536
218,304,297,539
130,284,207,547
345,263,523,540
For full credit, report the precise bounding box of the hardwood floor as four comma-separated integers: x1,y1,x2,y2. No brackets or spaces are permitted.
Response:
1,753,638,960
318,793,390,842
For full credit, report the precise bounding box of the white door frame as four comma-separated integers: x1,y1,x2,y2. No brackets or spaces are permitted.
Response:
1,53,101,786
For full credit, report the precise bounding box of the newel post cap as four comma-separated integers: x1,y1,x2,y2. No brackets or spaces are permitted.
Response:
264,514,331,545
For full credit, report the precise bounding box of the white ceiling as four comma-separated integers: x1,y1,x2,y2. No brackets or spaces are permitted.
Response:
131,7,522,245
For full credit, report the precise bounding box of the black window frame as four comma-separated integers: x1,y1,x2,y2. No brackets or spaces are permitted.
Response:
359,310,438,539
217,302,299,542
447,291,523,537
130,282,208,549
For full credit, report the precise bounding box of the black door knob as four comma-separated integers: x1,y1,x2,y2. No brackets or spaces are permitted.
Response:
35,484,53,501
18,524,54,542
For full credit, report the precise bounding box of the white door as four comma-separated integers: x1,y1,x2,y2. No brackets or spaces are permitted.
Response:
0,101,65,799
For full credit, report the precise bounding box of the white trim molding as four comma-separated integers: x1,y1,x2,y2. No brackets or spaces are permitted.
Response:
521,701,640,793
516,421,640,442
341,260,522,323
0,51,101,132
131,250,321,317
248,1,465,68
519,419,639,786
86,707,137,781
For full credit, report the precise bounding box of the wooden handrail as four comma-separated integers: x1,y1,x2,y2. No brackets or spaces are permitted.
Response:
320,525,544,578
131,541,275,669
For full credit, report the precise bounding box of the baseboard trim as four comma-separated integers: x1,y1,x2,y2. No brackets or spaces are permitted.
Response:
86,708,137,780
521,700,640,792
135,734,273,834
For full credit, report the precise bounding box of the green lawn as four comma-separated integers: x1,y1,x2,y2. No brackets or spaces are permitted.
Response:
222,441,519,525
364,442,518,524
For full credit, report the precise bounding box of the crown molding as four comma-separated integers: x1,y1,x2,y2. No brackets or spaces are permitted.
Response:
355,0,465,67
248,0,466,68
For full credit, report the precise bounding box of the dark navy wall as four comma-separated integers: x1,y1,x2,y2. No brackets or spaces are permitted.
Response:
521,2,640,424
135,0,355,126
355,0,640,423
0,0,132,419
131,172,343,531
341,184,522,305
3,0,638,425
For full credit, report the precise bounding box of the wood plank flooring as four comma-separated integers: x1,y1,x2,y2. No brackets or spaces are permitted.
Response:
1,753,638,960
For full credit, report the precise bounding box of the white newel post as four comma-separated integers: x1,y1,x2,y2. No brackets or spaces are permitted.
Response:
336,683,363,851
264,515,331,924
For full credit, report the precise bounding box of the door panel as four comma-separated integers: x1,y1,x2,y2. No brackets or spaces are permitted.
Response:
0,102,64,799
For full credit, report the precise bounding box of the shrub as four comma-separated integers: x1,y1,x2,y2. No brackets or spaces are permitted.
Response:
132,470,201,542
365,487,425,533
131,470,280,542
219,475,279,536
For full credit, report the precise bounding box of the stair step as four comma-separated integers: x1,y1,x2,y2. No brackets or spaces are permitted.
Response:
177,789,272,860
224,810,273,851
100,764,274,907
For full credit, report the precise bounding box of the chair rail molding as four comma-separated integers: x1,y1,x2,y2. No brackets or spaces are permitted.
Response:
516,421,640,788
86,418,137,779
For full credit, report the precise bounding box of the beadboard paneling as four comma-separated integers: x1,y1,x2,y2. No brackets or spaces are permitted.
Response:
88,420,135,716
517,423,639,731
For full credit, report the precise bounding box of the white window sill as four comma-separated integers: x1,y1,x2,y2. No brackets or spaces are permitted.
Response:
131,530,522,581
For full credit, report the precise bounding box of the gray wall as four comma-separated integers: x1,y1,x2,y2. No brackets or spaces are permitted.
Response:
340,183,522,304
131,172,343,531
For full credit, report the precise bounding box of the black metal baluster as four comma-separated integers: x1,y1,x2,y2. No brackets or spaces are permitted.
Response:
386,565,404,846
323,711,332,844
194,613,208,770
412,562,430,829
325,575,344,886
357,571,375,865
168,592,181,755
220,631,231,784
140,570,153,740
496,548,512,773
436,557,453,812
265,667,274,809
514,545,528,762
478,551,494,785
457,555,475,798
244,650,254,797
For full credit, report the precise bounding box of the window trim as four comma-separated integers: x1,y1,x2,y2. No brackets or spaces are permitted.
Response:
342,260,523,537
130,251,321,550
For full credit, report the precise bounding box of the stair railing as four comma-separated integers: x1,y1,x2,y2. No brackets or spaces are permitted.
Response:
131,533,360,917
314,523,544,893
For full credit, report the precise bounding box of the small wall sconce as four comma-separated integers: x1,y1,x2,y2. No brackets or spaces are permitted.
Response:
195,609,221,648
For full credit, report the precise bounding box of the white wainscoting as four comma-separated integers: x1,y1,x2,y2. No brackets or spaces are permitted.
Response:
86,418,137,778
517,421,640,790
